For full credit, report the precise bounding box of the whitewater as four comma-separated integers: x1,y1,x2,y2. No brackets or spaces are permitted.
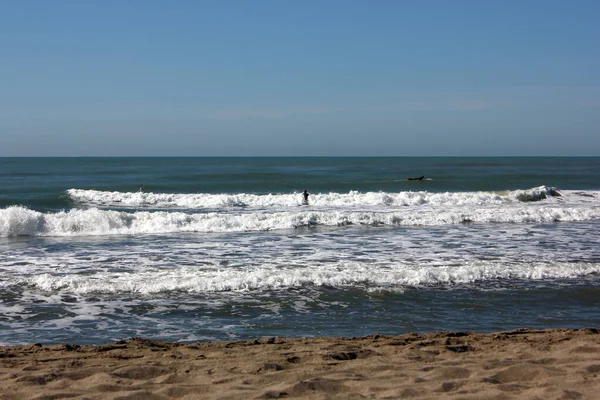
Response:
2,186,598,237
1,157,599,345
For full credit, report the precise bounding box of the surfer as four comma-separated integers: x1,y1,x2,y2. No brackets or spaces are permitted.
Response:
406,175,425,181
302,190,309,205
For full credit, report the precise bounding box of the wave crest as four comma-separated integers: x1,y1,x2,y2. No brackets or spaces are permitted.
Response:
1,202,598,237
67,186,563,209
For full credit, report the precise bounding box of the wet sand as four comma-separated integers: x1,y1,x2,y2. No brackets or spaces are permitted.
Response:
1,328,599,399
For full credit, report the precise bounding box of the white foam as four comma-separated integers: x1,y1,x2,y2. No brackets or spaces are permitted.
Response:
1,199,599,237
18,260,600,295
2,187,598,237
67,186,573,209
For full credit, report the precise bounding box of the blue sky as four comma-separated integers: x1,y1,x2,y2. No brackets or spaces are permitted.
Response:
1,0,599,156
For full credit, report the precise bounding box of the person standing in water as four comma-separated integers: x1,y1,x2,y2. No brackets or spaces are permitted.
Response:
302,190,309,205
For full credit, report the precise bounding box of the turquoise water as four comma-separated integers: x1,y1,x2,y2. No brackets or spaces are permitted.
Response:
1,157,599,345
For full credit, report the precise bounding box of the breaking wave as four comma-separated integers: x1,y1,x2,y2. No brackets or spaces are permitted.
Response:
0,187,596,237
1,203,598,237
67,186,566,209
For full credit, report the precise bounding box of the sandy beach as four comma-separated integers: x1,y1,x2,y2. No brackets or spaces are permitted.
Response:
0,328,598,399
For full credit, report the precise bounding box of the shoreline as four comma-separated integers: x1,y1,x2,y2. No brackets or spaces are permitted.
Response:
1,328,599,399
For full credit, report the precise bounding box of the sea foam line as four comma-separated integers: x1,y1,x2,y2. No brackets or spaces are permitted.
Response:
16,261,600,294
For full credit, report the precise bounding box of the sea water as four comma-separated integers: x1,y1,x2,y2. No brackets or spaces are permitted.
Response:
1,157,599,345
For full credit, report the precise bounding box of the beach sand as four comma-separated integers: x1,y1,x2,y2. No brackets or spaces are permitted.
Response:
1,328,599,399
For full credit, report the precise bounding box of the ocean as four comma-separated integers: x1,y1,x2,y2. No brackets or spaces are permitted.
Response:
1,157,599,345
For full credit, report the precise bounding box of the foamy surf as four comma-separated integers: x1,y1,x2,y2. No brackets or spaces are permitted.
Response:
3,157,600,346
1,201,599,237
12,260,600,295
66,186,569,210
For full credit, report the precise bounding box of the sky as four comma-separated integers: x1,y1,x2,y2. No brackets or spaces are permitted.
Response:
1,0,599,156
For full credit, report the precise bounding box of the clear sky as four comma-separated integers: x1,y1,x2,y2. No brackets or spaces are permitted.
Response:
1,0,599,156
